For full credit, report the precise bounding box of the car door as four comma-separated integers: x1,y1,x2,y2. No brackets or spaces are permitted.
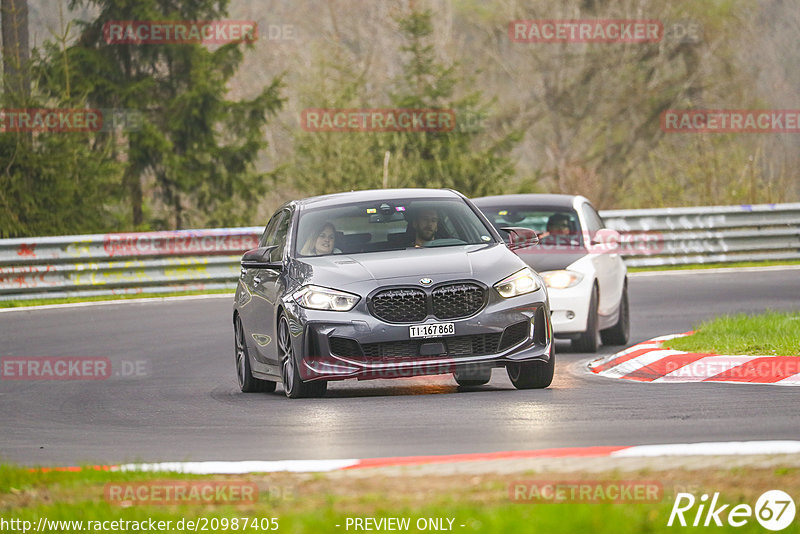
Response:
580,201,624,318
243,208,292,372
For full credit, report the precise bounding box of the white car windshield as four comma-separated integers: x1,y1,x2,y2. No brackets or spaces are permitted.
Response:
479,206,584,248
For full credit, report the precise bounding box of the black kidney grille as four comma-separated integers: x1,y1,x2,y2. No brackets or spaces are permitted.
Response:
432,283,485,319
371,288,427,323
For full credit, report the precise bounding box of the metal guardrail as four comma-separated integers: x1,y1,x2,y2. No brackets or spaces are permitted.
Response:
0,228,261,301
1,203,798,300
601,203,800,267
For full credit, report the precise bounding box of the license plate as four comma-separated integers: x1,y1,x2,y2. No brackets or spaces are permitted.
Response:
409,323,455,339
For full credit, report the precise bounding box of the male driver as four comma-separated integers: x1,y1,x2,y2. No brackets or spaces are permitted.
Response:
410,208,439,247
541,213,571,238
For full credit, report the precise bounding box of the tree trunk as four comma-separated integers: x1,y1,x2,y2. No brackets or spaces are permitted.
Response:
1,0,30,100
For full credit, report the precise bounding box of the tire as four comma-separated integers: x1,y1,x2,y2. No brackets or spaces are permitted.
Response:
278,315,327,399
572,284,599,353
453,365,492,387
506,344,555,389
234,315,276,393
601,281,630,346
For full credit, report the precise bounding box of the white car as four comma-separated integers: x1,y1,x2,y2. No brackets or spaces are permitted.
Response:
474,194,629,352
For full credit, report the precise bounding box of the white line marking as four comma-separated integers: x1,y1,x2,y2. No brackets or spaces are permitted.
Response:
612,441,800,457
114,459,360,474
598,349,684,379
588,342,663,370
648,333,691,343
629,264,800,277
776,372,800,386
0,293,232,313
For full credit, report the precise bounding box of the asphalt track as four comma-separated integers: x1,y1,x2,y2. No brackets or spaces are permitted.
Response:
1,268,798,466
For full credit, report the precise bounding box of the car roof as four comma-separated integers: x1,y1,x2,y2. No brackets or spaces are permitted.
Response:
295,188,465,209
472,193,585,209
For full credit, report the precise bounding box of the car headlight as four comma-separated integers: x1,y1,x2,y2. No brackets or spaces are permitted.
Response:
542,270,584,289
293,285,360,311
494,267,541,298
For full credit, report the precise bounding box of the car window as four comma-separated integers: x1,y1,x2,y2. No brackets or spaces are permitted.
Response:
259,210,285,248
581,203,605,233
294,198,496,256
478,205,583,246
268,210,291,260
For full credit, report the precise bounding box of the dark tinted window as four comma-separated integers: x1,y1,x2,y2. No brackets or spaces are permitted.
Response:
269,210,291,260
260,209,291,260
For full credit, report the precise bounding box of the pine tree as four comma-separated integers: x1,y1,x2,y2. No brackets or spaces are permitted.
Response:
65,0,284,229
289,7,522,198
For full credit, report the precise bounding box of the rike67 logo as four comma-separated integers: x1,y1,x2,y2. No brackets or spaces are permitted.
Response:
668,490,796,530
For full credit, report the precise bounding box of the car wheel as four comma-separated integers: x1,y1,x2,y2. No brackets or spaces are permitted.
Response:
601,281,630,346
572,284,599,353
278,315,327,399
453,365,492,387
234,315,276,393
506,343,555,389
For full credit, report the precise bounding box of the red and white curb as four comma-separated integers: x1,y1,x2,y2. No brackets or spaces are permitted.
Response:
37,441,800,474
589,333,800,385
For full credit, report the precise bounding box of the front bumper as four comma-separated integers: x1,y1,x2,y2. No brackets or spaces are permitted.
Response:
546,279,593,336
288,296,552,382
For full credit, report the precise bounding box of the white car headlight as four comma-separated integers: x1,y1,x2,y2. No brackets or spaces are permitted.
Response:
293,285,360,311
542,270,584,289
494,267,541,298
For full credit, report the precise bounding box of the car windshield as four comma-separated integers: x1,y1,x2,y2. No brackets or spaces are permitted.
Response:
294,197,496,256
478,205,584,247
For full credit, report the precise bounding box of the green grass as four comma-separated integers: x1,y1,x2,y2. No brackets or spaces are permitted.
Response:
3,463,799,533
666,311,800,356
628,259,800,272
0,288,234,309
0,465,800,533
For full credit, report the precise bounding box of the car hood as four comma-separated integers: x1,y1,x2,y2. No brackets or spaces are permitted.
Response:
292,243,526,290
512,249,588,272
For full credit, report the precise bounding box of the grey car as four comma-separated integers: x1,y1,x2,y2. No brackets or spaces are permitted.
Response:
233,188,554,398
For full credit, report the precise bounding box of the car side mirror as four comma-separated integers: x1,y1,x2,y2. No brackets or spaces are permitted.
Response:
241,245,282,270
500,227,539,251
590,229,621,251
